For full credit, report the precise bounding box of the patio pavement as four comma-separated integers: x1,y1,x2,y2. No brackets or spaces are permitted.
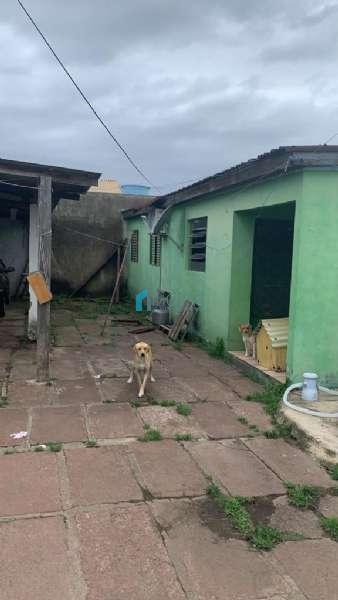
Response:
0,301,337,600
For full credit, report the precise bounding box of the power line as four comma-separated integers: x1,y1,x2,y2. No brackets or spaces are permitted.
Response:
323,132,338,144
16,0,157,190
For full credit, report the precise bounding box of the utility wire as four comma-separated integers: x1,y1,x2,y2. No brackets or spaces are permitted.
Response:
16,0,156,190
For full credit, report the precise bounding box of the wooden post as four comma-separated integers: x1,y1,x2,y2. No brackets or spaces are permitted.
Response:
37,175,52,382
115,245,121,304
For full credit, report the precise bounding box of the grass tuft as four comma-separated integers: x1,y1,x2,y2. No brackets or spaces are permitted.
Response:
207,337,225,359
250,525,284,550
329,464,338,481
176,403,192,417
246,383,286,418
138,427,162,442
4,447,16,455
160,400,177,407
321,516,338,541
207,483,286,550
285,482,321,509
175,433,193,442
85,438,98,448
47,441,63,453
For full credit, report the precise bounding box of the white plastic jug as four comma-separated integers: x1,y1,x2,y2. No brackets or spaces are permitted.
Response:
301,372,318,402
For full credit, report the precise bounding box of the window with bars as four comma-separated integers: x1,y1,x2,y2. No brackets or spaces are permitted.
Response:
188,217,207,271
130,230,139,262
149,234,161,266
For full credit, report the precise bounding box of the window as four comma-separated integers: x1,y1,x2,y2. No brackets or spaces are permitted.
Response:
149,234,161,266
189,217,207,271
130,230,139,262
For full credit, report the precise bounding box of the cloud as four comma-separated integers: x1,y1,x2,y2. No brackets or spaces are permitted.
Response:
0,0,337,192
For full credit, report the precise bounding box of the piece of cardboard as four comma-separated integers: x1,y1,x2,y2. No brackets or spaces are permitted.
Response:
27,271,53,304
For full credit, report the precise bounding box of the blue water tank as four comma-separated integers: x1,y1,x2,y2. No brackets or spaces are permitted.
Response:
121,184,151,196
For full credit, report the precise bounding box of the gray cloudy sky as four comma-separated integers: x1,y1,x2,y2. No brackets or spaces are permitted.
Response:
1,0,338,192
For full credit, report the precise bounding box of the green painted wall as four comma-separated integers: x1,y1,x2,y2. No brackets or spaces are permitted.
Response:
125,169,338,385
287,170,338,386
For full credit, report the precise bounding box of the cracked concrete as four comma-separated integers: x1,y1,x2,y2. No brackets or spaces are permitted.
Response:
0,302,337,600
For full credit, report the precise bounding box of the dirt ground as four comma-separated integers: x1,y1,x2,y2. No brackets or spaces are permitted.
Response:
0,300,337,600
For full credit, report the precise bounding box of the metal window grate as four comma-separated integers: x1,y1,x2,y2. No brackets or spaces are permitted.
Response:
150,234,161,266
189,217,207,271
130,230,139,262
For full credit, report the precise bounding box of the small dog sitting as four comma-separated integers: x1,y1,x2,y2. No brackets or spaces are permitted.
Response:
239,324,256,359
126,341,155,398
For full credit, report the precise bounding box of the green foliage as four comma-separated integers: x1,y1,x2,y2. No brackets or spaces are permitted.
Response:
175,433,193,442
321,516,338,541
207,483,285,550
160,400,177,407
286,482,321,509
329,464,338,481
85,438,98,448
176,403,192,417
47,441,63,453
139,427,162,442
207,337,225,359
250,525,284,550
246,383,286,418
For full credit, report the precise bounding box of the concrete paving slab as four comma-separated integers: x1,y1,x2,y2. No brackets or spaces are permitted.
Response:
87,403,144,438
150,377,197,404
0,408,29,446
0,452,61,516
227,375,263,398
52,378,101,405
245,437,332,487
65,446,142,505
186,439,285,496
0,348,12,362
31,405,87,443
0,517,73,600
50,350,90,380
166,359,210,379
75,504,185,600
319,494,338,517
130,440,207,497
11,347,36,362
151,498,289,600
98,378,139,402
227,398,272,430
9,361,38,380
180,376,239,403
193,402,249,438
138,405,205,438
90,355,129,377
54,325,83,347
273,539,338,600
6,380,54,407
270,495,324,539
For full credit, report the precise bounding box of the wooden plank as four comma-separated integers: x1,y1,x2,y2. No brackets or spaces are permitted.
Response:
168,300,199,341
36,175,52,382
128,326,155,334
27,271,53,304
115,245,121,303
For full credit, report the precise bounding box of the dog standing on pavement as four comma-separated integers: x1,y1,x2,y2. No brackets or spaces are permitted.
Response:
127,341,155,398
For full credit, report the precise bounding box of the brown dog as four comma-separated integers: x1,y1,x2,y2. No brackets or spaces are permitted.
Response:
127,341,155,397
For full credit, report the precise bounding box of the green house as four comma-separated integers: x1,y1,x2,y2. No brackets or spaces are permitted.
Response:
123,146,338,387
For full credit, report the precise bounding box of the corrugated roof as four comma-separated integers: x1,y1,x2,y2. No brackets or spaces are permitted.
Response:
123,144,338,219
260,318,289,348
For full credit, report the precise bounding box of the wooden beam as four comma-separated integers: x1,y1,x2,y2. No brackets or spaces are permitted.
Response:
36,175,52,382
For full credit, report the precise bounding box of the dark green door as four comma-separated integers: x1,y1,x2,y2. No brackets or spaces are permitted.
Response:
250,219,294,327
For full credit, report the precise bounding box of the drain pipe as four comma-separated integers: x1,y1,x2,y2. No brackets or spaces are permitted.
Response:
282,372,338,418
